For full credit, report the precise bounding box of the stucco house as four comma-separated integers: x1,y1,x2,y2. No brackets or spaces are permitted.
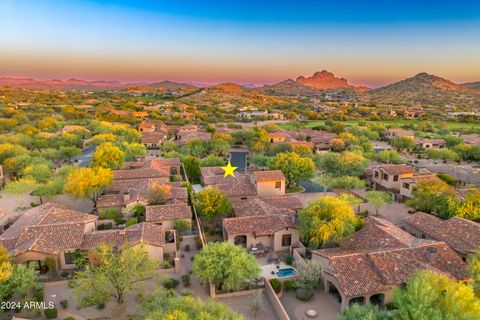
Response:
383,128,414,140
114,158,181,181
414,138,446,150
312,217,467,311
222,196,303,252
96,180,188,213
369,164,416,193
0,202,177,273
399,172,442,200
200,167,287,200
145,203,192,229
250,170,286,197
141,132,167,148
268,132,289,143
403,212,480,260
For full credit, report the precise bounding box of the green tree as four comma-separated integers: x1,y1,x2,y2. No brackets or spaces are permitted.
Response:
200,154,225,167
365,191,392,216
268,152,316,188
121,142,147,161
407,180,458,219
449,189,480,222
0,246,39,302
193,242,260,291
59,146,82,163
193,187,232,221
394,270,480,320
374,149,405,164
425,148,460,162
319,151,368,177
73,244,158,307
468,249,480,296
183,139,207,158
183,156,200,183
338,303,390,320
293,259,322,296
64,167,113,205
92,142,125,169
390,136,415,152
141,287,242,320
299,196,359,248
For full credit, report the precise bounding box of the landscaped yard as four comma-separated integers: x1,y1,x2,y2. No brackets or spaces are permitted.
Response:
277,119,480,130
280,288,340,320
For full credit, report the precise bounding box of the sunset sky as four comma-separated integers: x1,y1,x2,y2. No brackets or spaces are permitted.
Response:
1,0,480,87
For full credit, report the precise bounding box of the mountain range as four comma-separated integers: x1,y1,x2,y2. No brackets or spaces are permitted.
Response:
1,71,479,108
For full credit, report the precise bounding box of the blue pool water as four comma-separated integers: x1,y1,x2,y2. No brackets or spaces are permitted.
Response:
276,268,297,277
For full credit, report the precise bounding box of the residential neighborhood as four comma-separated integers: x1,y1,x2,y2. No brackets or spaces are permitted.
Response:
1,1,480,319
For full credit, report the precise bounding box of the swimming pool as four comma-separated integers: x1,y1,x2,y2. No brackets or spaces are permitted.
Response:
276,267,297,277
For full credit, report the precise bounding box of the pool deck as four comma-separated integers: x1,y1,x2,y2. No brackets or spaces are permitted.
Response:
261,262,297,280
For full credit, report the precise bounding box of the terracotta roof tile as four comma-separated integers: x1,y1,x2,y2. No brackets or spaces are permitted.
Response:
252,170,286,182
314,217,468,297
145,204,192,222
404,212,480,255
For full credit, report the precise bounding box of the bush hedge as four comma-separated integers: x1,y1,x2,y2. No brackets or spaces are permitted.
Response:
44,308,58,319
269,279,281,294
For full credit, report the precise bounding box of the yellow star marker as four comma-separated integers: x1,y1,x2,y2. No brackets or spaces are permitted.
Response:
222,161,237,177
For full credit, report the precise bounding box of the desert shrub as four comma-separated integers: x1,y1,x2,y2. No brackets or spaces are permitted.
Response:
163,277,180,289
125,219,137,227
284,280,296,292
270,279,281,293
63,317,75,320
295,288,314,301
96,303,105,310
284,254,294,265
180,289,193,296
59,299,68,309
181,274,191,287
44,308,58,319
184,244,191,252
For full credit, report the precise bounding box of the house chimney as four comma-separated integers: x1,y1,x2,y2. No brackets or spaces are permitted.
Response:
123,191,130,203
426,247,438,263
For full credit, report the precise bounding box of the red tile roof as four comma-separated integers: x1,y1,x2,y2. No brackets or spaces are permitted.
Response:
376,164,416,175
81,222,167,250
404,212,480,255
314,217,468,298
252,170,286,182
145,204,192,222
0,202,97,256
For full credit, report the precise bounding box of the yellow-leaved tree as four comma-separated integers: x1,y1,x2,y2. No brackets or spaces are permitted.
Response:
449,190,480,222
64,167,113,206
92,142,125,169
299,196,360,248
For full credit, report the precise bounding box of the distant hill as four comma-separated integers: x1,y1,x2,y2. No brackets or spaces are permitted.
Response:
146,80,196,90
259,79,319,96
461,81,480,91
0,76,129,91
259,70,368,97
0,77,197,92
296,70,369,92
365,72,480,108
206,83,246,93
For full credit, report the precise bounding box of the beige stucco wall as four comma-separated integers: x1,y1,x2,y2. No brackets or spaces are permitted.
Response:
372,169,414,191
272,228,299,252
153,218,191,230
399,182,414,198
142,244,164,261
256,180,285,197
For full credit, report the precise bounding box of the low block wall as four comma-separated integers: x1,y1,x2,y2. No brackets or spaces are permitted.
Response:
265,278,291,320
